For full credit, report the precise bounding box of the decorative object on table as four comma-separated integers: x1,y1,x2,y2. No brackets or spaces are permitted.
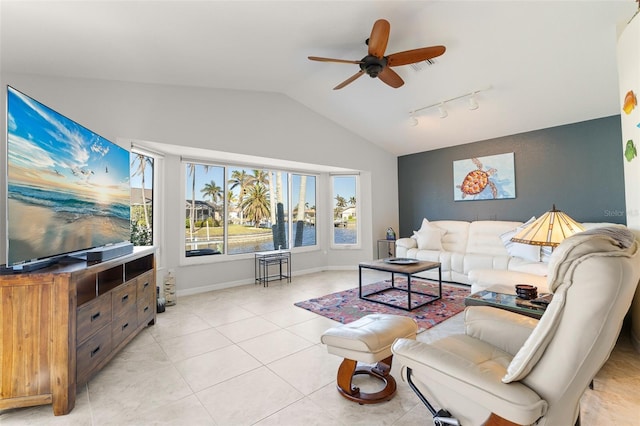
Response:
386,227,396,240
515,284,538,300
294,278,467,332
384,257,419,265
453,153,515,201
163,270,176,306
510,204,584,248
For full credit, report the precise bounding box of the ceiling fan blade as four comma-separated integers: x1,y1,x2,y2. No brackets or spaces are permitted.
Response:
387,46,446,67
333,71,365,90
308,56,363,64
368,19,390,58
377,67,404,88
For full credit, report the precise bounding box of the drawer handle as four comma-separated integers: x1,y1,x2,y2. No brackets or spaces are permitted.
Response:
143,306,149,313
143,282,149,288
122,322,129,331
122,294,129,303
91,312,101,322
90,346,101,357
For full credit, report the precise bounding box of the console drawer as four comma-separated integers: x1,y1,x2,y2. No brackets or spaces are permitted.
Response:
77,323,112,385
112,305,138,348
112,280,137,318
77,293,112,344
136,270,154,302
137,298,154,326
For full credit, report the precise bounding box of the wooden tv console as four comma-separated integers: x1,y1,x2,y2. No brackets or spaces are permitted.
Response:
0,247,156,415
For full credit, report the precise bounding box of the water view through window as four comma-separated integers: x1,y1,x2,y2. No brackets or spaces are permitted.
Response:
184,162,317,256
332,175,358,245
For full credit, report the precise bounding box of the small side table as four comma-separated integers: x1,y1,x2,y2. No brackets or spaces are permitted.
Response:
377,239,396,259
255,250,291,287
464,290,548,319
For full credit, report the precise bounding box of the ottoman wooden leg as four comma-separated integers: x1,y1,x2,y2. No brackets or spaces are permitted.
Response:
335,355,397,404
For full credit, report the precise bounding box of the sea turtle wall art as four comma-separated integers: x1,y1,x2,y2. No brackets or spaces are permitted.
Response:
453,153,515,201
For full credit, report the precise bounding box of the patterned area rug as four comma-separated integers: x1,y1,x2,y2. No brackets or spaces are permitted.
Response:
294,278,469,332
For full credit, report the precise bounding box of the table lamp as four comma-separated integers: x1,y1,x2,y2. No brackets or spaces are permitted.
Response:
511,205,584,248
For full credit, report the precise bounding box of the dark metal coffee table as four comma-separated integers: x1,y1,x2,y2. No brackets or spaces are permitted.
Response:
358,259,442,311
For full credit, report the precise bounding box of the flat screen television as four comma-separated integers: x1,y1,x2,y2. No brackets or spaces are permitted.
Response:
5,85,131,269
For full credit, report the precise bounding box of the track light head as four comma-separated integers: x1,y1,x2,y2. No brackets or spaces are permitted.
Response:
438,103,448,119
469,93,479,110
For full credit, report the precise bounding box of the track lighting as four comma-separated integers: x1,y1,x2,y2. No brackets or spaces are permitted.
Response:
468,93,479,110
409,86,491,123
410,112,419,126
438,103,448,118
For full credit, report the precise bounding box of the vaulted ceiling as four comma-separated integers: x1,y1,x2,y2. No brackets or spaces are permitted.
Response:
1,1,637,156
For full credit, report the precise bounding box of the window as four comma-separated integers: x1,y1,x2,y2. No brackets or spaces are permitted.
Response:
227,168,288,254
184,161,318,258
130,152,154,246
185,163,225,256
332,174,358,246
292,174,316,247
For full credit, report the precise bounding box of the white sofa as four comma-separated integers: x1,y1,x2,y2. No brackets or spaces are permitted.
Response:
396,218,619,292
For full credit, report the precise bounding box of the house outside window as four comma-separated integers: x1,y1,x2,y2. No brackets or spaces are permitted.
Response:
185,163,225,256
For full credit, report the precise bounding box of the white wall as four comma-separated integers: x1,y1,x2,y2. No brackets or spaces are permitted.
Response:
617,12,640,352
0,73,399,293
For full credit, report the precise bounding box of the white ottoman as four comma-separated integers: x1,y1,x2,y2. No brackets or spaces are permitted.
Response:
321,314,418,404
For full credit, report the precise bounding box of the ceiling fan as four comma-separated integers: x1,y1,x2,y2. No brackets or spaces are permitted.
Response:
308,19,446,90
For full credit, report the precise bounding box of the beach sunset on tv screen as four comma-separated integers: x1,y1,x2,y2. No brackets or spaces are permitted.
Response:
6,86,130,266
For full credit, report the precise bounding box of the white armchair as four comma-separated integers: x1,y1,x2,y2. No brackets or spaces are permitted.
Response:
392,227,640,426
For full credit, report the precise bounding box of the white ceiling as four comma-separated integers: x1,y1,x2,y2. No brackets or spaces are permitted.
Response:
1,1,637,156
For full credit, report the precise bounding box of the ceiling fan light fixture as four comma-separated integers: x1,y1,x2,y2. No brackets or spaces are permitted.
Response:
439,103,448,119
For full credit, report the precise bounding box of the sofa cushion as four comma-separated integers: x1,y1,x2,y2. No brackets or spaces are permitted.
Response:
431,220,470,253
500,217,541,262
413,226,445,250
467,221,522,256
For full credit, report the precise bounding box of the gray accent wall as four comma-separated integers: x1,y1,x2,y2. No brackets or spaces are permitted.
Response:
398,115,625,237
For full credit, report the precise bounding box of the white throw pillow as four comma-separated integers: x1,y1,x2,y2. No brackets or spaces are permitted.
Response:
417,218,431,233
500,217,541,262
413,226,445,250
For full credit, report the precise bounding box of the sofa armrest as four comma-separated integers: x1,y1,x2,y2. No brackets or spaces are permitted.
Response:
464,306,538,356
396,237,417,249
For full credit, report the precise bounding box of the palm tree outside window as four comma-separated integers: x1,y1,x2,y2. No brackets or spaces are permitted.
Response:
130,153,154,246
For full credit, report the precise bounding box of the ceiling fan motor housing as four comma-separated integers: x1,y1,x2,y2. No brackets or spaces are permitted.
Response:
360,55,387,78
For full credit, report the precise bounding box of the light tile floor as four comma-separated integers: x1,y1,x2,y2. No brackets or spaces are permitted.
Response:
1,270,638,425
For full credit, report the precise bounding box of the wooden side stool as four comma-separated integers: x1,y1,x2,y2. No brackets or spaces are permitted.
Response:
320,314,418,404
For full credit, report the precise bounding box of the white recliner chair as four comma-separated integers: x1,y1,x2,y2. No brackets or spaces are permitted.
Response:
392,227,640,426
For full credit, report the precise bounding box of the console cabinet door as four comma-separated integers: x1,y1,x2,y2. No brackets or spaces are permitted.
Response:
0,279,54,400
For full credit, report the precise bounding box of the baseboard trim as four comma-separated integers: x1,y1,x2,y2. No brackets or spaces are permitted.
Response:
175,266,328,297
